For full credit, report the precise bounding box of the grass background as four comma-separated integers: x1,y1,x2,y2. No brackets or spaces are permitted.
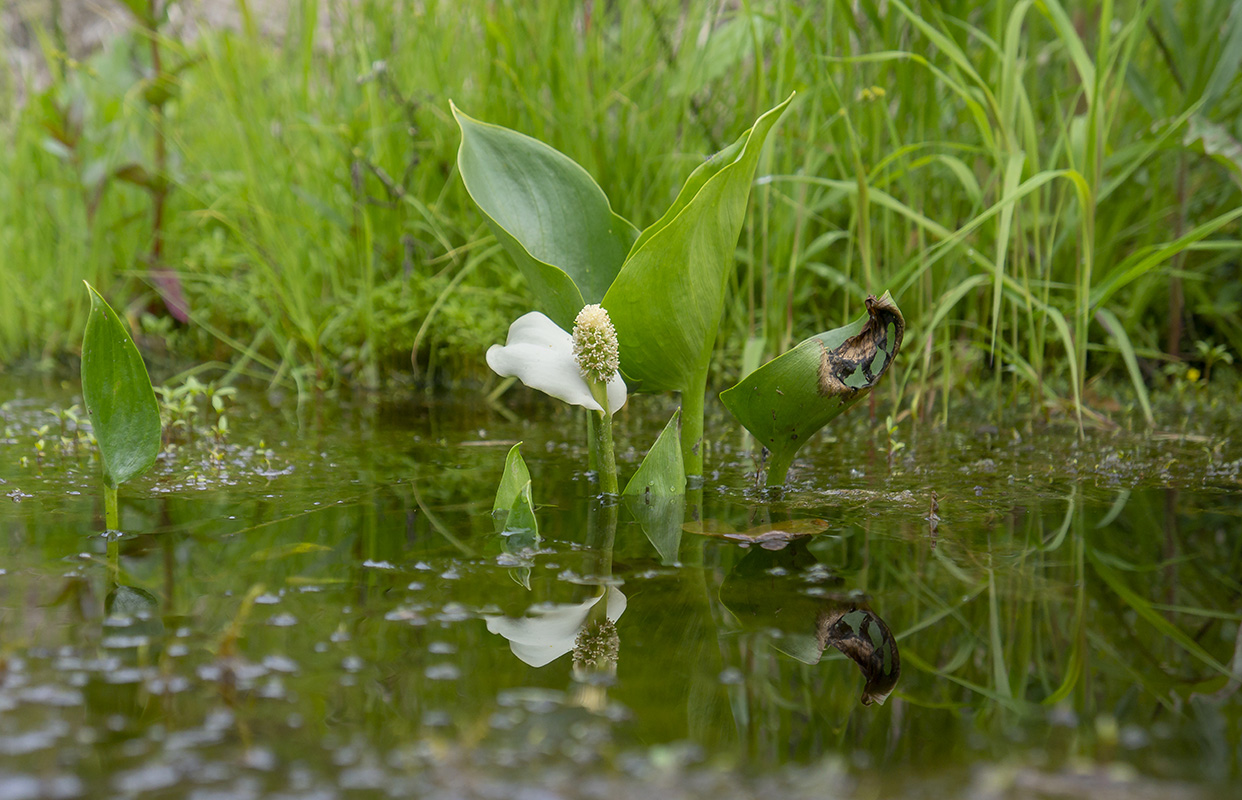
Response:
2,0,1240,423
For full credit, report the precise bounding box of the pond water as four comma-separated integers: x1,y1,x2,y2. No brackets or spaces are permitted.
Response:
1,380,1240,799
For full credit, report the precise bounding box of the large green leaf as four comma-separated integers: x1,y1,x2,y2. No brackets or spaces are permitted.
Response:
603,95,794,393
453,103,639,330
720,293,904,485
81,282,162,489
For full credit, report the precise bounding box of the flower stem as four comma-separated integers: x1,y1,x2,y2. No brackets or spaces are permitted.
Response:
587,382,618,496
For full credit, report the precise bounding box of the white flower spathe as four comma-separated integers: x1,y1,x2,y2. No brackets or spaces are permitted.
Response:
483,587,627,668
486,312,626,415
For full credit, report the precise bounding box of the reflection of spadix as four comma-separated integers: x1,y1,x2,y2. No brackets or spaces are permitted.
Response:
484,587,626,668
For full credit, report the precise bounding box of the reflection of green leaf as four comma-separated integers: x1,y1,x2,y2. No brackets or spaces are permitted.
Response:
250,542,333,561
493,443,532,518
720,292,903,486
1087,547,1229,674
603,96,793,394
623,410,685,498
501,480,540,590
81,282,162,489
453,104,639,330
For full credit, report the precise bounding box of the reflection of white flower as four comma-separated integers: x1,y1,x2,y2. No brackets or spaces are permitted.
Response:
487,312,626,415
484,587,626,668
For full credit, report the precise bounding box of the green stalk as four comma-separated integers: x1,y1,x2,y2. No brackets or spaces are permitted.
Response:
680,368,707,480
104,484,119,531
587,381,618,495
765,449,794,491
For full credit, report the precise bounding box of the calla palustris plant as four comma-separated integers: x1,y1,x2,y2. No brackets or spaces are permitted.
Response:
454,95,794,479
719,292,905,489
81,282,162,532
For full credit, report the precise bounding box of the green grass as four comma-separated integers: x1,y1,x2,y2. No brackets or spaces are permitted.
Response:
2,0,1240,419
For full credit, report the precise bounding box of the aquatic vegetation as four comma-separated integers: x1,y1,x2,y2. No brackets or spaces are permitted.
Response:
720,293,904,487
79,282,161,531
457,96,793,477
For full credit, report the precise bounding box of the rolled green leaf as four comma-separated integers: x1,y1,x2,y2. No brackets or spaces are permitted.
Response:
452,103,639,330
720,292,904,487
604,95,793,394
81,282,162,489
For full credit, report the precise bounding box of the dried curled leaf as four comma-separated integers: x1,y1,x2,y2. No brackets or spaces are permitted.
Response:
816,293,905,396
720,292,905,486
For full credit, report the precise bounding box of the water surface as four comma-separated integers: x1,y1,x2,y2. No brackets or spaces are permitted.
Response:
2,382,1240,798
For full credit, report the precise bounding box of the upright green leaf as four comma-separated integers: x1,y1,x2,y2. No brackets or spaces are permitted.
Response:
493,443,533,518
81,282,161,489
720,293,904,486
623,410,685,564
603,95,794,393
453,103,639,330
622,410,685,498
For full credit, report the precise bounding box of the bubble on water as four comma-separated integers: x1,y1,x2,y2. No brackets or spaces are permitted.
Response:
262,655,299,674
113,763,180,794
0,773,40,800
0,719,70,755
424,664,460,681
17,685,83,707
267,613,299,627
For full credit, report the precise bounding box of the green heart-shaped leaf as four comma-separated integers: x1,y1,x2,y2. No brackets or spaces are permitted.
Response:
603,95,793,393
453,103,639,330
720,293,904,486
81,282,162,489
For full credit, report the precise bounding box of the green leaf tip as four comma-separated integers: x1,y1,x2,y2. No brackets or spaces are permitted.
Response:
622,409,685,498
81,281,162,489
493,442,532,516
720,292,904,486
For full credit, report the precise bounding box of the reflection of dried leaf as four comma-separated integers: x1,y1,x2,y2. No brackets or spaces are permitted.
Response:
683,518,829,548
817,293,905,397
818,604,901,705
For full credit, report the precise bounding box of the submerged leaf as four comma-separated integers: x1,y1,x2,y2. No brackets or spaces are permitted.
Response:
720,292,904,484
683,518,829,549
453,104,639,330
81,282,162,488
